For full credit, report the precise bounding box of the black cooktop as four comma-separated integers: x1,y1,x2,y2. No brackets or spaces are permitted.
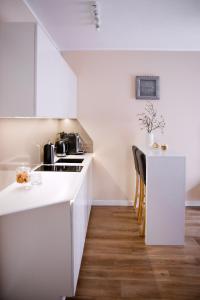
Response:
35,165,83,172
56,158,84,164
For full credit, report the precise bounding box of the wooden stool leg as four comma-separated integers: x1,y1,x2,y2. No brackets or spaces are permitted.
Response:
140,202,146,236
133,173,139,209
138,179,144,224
137,178,142,220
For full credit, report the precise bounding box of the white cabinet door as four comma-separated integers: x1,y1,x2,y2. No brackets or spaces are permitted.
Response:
0,23,35,117
58,54,77,119
72,165,92,294
36,25,77,118
72,175,88,293
36,25,60,118
35,25,78,119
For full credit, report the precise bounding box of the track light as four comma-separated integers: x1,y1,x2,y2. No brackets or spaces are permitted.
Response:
91,1,100,31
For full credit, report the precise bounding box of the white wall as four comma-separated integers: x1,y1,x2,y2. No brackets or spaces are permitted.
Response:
0,118,59,190
64,51,200,203
0,0,35,22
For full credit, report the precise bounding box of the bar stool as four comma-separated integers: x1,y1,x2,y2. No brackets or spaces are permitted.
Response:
132,146,140,210
136,149,146,236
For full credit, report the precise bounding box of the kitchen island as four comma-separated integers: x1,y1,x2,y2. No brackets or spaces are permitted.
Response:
139,147,185,245
0,154,93,300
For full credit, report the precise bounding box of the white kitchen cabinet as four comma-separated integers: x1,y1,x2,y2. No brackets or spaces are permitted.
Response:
0,161,92,299
0,23,77,118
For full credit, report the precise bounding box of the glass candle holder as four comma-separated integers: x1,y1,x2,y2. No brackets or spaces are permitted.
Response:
16,165,31,189
30,172,42,185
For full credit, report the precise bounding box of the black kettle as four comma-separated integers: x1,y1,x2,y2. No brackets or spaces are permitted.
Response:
55,140,66,157
43,141,55,164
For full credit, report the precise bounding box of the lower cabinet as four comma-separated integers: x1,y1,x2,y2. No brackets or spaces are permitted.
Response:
0,164,92,300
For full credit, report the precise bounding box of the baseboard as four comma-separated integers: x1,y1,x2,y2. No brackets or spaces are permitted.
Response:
185,200,200,207
92,199,133,206
93,200,200,207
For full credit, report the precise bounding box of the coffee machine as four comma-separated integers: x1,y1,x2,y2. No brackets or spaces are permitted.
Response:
56,132,84,155
67,133,84,155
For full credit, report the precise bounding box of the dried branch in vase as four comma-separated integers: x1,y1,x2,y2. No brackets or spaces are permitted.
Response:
138,102,166,133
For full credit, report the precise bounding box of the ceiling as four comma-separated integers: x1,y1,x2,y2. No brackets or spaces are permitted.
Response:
2,0,200,51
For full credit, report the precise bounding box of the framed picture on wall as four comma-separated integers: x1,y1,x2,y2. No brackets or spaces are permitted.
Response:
136,76,160,100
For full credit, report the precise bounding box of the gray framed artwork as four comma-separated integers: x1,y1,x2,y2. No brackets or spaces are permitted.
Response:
136,76,160,100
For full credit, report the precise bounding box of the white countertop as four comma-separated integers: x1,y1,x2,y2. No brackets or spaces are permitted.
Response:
139,146,185,158
0,154,93,217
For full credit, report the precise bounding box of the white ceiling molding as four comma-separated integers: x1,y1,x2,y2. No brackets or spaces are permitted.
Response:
24,0,200,51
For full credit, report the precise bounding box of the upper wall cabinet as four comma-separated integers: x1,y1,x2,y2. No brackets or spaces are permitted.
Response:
0,23,77,118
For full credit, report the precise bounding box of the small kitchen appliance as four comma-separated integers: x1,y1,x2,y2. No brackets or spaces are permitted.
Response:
55,132,69,156
57,132,84,155
67,133,84,155
55,140,66,157
43,141,55,164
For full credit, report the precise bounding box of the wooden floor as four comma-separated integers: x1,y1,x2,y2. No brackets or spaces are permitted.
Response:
74,207,200,300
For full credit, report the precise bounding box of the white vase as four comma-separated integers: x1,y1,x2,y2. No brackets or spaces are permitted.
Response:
146,132,154,148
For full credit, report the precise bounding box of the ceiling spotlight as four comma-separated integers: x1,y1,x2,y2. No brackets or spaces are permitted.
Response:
91,1,100,31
